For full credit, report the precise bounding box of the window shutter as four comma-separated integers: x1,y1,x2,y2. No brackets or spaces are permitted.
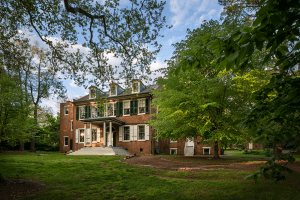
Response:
130,101,134,115
119,102,123,116
130,125,134,141
119,126,123,142
145,99,149,114
97,128,100,142
76,107,79,120
116,102,119,117
75,129,79,143
145,124,149,140
88,106,91,118
85,106,88,119
134,100,138,115
133,125,137,141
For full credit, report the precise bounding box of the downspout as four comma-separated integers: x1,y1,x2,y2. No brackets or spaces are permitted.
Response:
150,94,152,154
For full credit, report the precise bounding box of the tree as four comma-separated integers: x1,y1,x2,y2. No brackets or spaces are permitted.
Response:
151,20,269,159
2,0,171,85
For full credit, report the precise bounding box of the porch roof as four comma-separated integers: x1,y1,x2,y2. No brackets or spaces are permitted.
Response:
80,117,126,125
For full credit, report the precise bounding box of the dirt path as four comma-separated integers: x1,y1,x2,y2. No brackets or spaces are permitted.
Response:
123,155,300,173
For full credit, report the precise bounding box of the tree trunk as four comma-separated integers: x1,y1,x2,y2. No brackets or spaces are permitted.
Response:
275,141,282,157
213,141,220,159
30,105,37,152
19,141,24,151
0,173,6,184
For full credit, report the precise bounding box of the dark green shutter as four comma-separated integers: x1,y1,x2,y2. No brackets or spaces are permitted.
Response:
85,106,87,119
85,106,91,119
88,106,91,118
134,100,138,115
97,105,103,117
119,102,123,116
130,101,134,115
116,102,119,117
145,99,149,114
76,107,79,120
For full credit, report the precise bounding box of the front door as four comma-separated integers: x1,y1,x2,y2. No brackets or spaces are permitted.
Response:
106,127,116,147
249,143,253,150
113,132,116,147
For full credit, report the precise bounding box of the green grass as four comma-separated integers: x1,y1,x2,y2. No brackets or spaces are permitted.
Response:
225,149,300,161
1,154,300,200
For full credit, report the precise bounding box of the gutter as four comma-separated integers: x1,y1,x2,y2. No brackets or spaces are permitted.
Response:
150,94,152,154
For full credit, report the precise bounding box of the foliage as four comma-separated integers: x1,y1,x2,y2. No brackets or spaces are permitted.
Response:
36,114,60,151
1,0,170,85
0,71,33,149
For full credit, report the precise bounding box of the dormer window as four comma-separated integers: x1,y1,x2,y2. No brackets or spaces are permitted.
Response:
110,85,117,96
132,82,139,93
89,87,97,99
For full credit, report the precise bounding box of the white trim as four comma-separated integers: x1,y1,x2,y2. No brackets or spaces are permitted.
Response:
123,100,130,116
202,147,211,155
138,98,146,115
170,138,177,143
170,148,177,155
132,81,140,93
78,128,85,143
63,136,69,146
110,85,118,96
64,106,69,116
123,125,131,141
91,128,98,143
70,120,73,131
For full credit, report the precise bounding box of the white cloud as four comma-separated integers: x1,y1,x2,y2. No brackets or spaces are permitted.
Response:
196,9,217,25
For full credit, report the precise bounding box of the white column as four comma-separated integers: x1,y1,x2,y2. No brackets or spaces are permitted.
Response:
103,122,106,147
84,123,87,147
109,121,112,147
90,123,92,147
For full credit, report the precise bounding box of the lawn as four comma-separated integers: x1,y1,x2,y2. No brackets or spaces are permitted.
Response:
1,152,300,200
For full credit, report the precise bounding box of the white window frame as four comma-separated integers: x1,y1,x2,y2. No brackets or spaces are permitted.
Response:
132,81,140,93
64,106,69,115
123,126,130,142
70,120,73,131
91,104,98,118
123,101,130,116
137,125,145,141
106,103,116,117
170,148,177,155
91,128,97,143
202,147,211,155
138,98,146,115
89,88,96,99
79,106,85,120
64,136,69,146
110,85,117,96
79,129,85,143
170,138,177,143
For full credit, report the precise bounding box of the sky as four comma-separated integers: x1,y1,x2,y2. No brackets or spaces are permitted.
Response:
31,0,223,116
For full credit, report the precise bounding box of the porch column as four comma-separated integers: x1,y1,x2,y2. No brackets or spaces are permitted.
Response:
109,121,112,147
103,122,106,147
84,123,87,147
90,123,92,147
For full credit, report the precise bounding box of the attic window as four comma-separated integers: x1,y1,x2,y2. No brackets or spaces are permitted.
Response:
132,82,139,93
90,88,96,99
110,85,117,96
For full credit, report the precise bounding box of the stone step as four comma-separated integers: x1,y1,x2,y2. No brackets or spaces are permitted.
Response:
68,147,130,156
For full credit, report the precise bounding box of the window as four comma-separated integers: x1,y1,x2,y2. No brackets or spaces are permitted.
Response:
106,103,116,116
90,88,96,99
138,125,145,140
123,126,130,141
70,120,73,131
132,82,139,93
170,148,177,155
110,85,117,96
203,147,211,155
138,99,145,114
64,136,68,146
91,105,97,118
92,129,97,142
64,106,69,115
79,129,85,143
79,107,85,119
123,101,130,116
170,138,177,143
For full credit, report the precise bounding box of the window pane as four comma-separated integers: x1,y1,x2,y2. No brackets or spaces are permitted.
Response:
107,104,114,116
124,102,130,115
80,107,85,119
133,82,139,93
91,89,96,98
91,105,97,118
92,129,97,142
65,107,69,115
138,100,145,114
80,130,84,142
64,137,68,146
138,126,145,140
123,127,130,140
